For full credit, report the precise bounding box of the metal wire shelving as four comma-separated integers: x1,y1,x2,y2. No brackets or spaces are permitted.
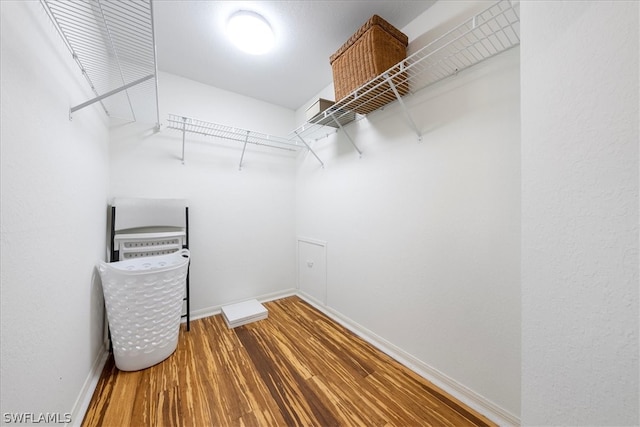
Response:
166,0,518,169
168,0,519,169
293,0,520,148
166,114,324,170
41,0,160,128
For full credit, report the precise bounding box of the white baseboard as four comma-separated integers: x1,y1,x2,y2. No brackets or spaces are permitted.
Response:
296,291,520,427
188,288,297,322
69,346,109,427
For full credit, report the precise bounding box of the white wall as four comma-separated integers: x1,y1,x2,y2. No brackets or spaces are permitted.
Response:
521,1,639,425
109,72,298,314
0,1,109,424
295,1,521,421
5,2,637,426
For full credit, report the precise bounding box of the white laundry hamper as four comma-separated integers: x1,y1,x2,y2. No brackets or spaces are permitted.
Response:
97,249,190,371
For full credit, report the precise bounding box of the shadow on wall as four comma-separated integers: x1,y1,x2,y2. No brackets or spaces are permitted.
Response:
361,44,518,146
407,2,489,57
90,266,107,348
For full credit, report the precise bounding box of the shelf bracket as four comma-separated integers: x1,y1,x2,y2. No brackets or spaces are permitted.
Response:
181,116,187,164
294,131,324,168
69,74,155,119
383,73,422,142
239,130,250,171
149,0,161,132
329,113,362,158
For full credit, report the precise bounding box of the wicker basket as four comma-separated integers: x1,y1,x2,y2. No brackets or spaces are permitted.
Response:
330,15,408,114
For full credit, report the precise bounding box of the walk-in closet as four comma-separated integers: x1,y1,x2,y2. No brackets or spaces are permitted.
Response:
1,1,638,426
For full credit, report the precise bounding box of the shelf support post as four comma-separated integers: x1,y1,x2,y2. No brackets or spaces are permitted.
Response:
383,73,422,142
181,116,187,164
239,130,250,171
329,113,362,157
294,131,324,168
149,0,161,132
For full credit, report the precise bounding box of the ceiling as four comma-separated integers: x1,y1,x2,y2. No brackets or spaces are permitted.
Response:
153,1,436,111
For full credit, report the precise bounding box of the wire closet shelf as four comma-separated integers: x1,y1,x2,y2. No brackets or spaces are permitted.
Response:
166,114,323,169
294,0,520,144
169,0,518,168
41,0,160,127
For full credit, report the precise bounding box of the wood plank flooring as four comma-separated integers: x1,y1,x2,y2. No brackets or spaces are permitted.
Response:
82,296,496,427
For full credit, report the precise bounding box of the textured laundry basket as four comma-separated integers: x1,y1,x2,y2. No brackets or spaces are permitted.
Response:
97,249,190,371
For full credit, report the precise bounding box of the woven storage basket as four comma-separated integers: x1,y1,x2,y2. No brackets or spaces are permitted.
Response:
330,15,408,114
98,249,190,371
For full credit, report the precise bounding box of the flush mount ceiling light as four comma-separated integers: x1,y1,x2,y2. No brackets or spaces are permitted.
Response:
226,10,275,55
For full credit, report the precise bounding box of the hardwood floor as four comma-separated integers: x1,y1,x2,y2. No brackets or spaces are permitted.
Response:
83,296,496,427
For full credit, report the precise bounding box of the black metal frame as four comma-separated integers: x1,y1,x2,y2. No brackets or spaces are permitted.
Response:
108,204,191,332
183,207,190,331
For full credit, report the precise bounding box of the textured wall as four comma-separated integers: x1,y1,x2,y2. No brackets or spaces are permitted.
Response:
295,1,521,419
0,1,109,422
521,1,639,424
109,72,298,314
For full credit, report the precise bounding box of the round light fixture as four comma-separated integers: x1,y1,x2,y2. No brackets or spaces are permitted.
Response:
226,11,275,55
